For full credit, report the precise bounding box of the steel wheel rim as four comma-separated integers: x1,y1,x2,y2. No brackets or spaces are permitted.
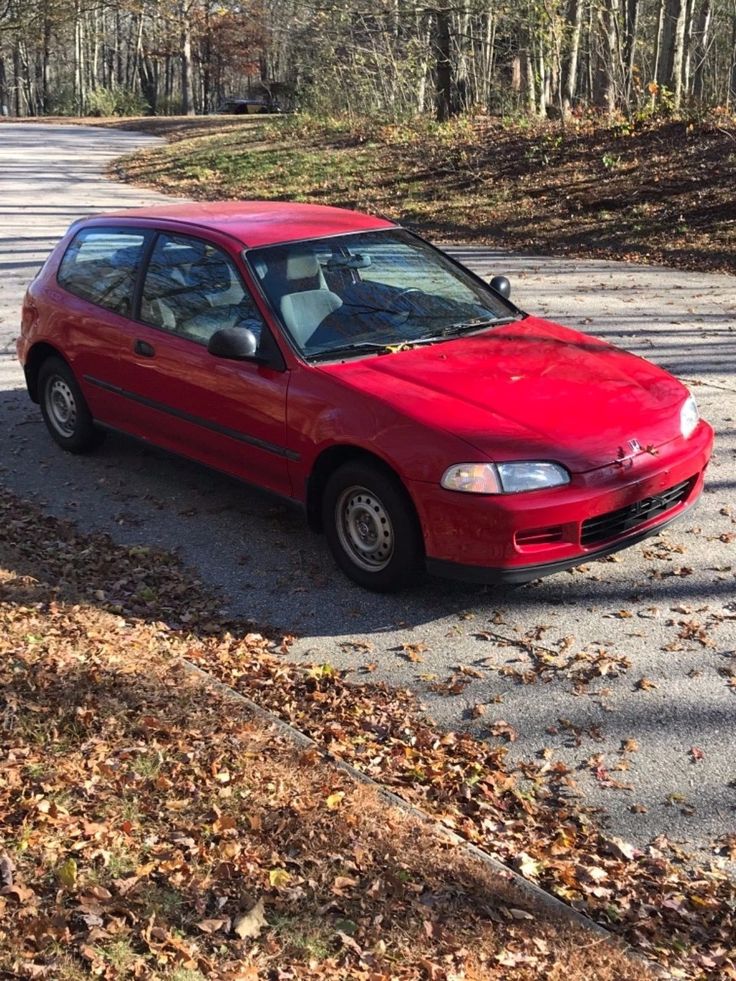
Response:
46,376,77,438
335,485,394,572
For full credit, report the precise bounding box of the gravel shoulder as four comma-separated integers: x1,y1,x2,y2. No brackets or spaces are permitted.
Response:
1,123,735,866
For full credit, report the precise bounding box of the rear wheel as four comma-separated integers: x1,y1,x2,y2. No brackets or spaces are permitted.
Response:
38,357,105,453
322,460,423,592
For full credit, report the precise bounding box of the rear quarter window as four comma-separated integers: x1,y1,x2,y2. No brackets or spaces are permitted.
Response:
57,228,147,316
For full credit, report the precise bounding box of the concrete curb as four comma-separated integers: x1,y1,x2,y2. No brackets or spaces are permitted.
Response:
180,656,668,976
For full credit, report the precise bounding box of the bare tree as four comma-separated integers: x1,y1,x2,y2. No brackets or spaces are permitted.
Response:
0,0,734,119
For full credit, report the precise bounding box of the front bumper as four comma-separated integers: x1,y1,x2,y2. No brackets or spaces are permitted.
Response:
409,420,714,585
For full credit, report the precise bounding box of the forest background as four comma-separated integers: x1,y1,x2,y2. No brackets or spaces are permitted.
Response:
0,0,734,122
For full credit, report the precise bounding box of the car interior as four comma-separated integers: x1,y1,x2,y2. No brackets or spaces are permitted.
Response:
140,237,262,344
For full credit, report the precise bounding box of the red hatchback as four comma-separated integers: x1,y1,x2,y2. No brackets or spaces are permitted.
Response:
17,202,713,591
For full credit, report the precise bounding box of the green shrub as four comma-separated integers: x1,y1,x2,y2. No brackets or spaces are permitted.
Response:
86,87,150,118
86,88,118,117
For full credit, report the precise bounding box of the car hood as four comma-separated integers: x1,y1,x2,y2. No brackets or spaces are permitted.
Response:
317,317,689,472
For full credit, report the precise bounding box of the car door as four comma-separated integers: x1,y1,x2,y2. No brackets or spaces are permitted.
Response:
120,230,293,498
52,225,155,432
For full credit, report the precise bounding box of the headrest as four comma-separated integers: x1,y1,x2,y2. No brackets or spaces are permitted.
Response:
189,257,232,291
109,247,143,269
252,258,268,280
159,244,206,267
285,251,320,280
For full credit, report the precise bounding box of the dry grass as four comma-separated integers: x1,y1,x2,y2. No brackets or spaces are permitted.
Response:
109,111,736,274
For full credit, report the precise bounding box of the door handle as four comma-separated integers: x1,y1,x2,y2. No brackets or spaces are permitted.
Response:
134,339,155,357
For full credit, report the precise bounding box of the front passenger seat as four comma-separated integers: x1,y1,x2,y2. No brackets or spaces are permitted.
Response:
278,251,342,347
280,290,342,348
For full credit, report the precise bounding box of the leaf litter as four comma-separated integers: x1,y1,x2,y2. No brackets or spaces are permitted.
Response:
0,489,734,979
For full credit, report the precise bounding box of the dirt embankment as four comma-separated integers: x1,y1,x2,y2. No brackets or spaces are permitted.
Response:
104,112,735,274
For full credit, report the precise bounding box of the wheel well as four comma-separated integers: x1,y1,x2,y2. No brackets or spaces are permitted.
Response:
306,446,420,535
24,343,65,402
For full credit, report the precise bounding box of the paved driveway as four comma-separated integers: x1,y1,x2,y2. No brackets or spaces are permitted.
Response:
1,123,735,863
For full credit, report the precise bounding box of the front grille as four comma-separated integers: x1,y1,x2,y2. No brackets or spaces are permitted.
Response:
581,477,695,547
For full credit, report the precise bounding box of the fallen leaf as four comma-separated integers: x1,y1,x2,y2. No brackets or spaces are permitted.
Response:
515,852,540,878
332,876,358,894
56,858,78,890
268,868,290,889
635,676,658,691
0,851,15,888
490,720,517,742
233,898,267,939
197,917,229,934
605,836,638,862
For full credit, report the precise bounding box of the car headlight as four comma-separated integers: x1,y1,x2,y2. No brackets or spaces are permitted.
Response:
441,461,570,494
680,394,699,438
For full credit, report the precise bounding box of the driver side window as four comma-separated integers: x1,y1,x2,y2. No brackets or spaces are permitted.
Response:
141,233,265,346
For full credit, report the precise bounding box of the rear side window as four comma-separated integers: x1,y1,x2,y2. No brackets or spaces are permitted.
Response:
141,232,265,346
57,228,147,316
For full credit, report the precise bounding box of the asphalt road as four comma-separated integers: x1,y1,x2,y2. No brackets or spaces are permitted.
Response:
1,123,735,864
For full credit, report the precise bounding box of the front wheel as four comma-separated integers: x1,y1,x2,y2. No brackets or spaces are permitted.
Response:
38,357,105,453
322,461,424,592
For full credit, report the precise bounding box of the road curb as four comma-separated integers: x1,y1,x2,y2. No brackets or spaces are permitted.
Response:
180,656,667,976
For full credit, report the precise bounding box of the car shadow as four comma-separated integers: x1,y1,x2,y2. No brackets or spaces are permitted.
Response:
0,378,733,645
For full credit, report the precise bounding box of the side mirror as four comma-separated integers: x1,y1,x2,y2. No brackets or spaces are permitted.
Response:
208,326,263,361
489,275,511,299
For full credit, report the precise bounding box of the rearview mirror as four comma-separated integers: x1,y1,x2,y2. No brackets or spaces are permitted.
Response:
489,275,511,299
324,253,372,270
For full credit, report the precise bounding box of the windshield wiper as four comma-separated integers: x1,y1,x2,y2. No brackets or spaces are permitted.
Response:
306,317,518,362
438,316,515,335
410,316,516,345
306,341,394,362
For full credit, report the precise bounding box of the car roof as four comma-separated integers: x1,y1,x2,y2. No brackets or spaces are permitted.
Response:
98,201,397,249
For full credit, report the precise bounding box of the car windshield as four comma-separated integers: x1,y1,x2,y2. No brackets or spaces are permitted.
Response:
246,229,519,360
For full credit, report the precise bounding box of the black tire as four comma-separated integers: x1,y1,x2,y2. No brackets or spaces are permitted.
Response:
322,460,424,592
38,356,105,453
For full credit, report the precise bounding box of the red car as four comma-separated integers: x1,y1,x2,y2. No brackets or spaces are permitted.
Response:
17,202,713,591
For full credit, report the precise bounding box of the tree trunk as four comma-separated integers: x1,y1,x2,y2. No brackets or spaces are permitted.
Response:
416,9,432,114
202,0,212,113
658,0,688,108
36,13,51,114
0,55,8,116
140,55,158,114
181,1,196,116
115,9,123,86
563,0,584,112
596,0,619,114
623,0,639,103
692,0,713,100
730,11,736,109
671,0,689,106
454,0,471,111
74,3,86,115
435,5,452,121
682,0,696,97
538,37,549,115
484,7,496,107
